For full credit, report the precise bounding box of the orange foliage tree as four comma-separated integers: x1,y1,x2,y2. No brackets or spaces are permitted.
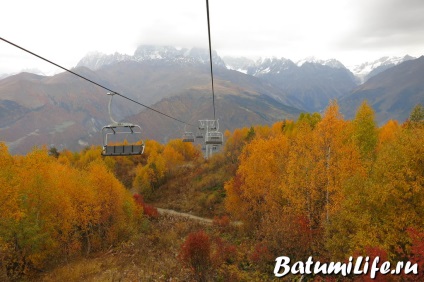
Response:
0,144,142,278
225,101,371,262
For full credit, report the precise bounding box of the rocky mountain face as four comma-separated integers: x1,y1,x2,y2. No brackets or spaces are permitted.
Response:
241,57,358,112
349,55,416,84
340,56,424,124
223,56,256,74
77,45,226,70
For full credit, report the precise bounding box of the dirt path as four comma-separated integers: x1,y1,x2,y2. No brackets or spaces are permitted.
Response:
157,208,213,224
157,208,242,226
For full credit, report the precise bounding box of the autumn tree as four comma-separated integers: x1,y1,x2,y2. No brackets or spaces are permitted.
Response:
327,123,424,262
132,148,167,200
409,104,424,123
368,125,424,257
223,128,250,166
297,112,322,129
352,100,378,161
0,145,142,278
162,143,185,172
313,101,362,223
283,120,324,257
377,119,399,150
225,135,290,232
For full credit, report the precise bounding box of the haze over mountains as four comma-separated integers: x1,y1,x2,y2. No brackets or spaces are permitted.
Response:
0,45,422,154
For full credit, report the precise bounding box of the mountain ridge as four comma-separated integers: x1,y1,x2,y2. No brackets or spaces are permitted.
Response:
0,56,300,154
1,45,423,154
340,56,424,124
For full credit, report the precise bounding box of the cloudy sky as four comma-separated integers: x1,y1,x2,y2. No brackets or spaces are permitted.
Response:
1,0,423,75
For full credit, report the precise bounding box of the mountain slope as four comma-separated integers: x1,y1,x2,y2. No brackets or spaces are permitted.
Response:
244,58,358,112
340,56,424,124
0,70,114,153
0,58,300,154
82,48,358,113
124,87,301,144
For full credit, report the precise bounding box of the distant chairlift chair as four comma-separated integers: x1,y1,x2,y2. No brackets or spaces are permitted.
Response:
205,131,223,145
196,131,204,139
205,119,223,145
182,131,195,143
196,121,205,139
101,92,145,156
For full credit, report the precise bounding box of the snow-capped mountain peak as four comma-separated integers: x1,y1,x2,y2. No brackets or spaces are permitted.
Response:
348,55,415,83
76,51,131,70
77,45,226,71
249,57,296,75
296,57,346,69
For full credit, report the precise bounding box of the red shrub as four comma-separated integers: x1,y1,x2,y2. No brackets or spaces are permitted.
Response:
352,246,389,282
133,193,159,219
250,242,273,265
179,230,211,281
212,237,237,265
402,228,424,281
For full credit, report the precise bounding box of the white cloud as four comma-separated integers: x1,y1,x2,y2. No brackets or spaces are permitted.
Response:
1,0,423,74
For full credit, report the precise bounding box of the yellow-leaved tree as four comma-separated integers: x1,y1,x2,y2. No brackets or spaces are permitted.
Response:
0,145,142,279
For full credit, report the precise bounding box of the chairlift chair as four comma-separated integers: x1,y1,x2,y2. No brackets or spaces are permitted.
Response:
204,119,223,145
195,131,204,139
198,120,206,131
102,124,144,156
205,131,223,145
101,92,145,156
196,121,206,139
209,120,217,131
182,131,195,142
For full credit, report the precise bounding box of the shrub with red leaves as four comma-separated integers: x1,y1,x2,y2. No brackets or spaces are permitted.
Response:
402,228,424,281
179,230,211,281
133,193,159,219
250,242,273,267
352,246,389,282
212,237,237,265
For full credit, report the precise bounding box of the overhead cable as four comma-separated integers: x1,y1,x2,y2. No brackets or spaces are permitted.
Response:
0,37,196,127
206,0,216,121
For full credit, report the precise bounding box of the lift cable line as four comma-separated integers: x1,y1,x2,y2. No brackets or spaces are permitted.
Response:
183,0,224,159
206,0,216,121
0,36,196,127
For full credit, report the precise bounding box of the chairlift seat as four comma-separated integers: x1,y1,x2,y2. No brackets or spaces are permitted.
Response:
196,132,204,139
182,132,195,143
101,123,144,156
102,144,144,156
101,93,145,157
205,131,223,145
183,137,195,142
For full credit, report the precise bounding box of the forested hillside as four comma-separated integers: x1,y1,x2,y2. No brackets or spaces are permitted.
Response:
1,102,424,281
